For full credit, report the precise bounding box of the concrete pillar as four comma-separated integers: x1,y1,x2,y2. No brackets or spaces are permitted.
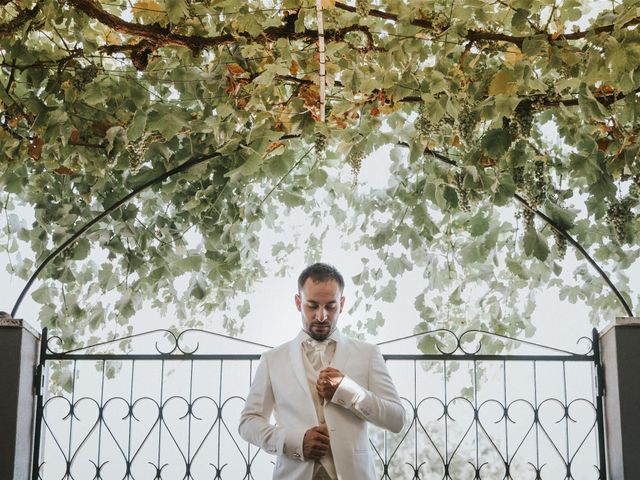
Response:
0,316,40,480
600,317,640,480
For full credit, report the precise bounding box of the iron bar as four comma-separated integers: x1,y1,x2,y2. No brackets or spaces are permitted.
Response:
31,326,48,480
592,328,607,480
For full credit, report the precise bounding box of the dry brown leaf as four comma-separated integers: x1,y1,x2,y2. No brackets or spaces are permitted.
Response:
54,166,75,175
290,60,299,76
227,63,246,76
28,137,44,161
69,128,80,144
266,141,285,153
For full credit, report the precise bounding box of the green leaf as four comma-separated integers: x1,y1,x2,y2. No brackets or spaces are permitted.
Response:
469,211,490,237
32,284,52,304
544,201,577,231
523,229,550,261
376,280,397,302
166,0,189,23
507,259,529,279
481,129,512,158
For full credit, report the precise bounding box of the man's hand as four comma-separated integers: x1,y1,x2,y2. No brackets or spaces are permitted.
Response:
302,424,330,460
316,367,344,401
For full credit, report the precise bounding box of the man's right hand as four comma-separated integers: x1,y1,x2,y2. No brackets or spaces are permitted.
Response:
302,424,330,460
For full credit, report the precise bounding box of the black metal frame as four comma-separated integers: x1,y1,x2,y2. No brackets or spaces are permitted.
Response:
32,327,607,480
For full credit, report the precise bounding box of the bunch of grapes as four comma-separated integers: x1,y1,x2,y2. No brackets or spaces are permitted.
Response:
347,147,364,179
514,99,536,137
355,0,370,17
533,159,547,204
606,197,634,244
415,104,437,137
126,132,164,173
314,132,327,161
421,10,450,31
72,64,99,91
521,206,535,231
630,175,640,199
458,102,477,146
544,80,562,102
523,159,547,208
453,171,471,212
553,228,568,259
512,165,525,189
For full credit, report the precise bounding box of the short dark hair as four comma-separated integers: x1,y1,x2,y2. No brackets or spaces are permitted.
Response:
298,263,345,293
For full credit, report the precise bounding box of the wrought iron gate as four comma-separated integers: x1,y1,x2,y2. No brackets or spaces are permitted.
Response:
32,328,606,479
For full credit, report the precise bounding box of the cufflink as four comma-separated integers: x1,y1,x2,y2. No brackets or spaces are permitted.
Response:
294,453,301,458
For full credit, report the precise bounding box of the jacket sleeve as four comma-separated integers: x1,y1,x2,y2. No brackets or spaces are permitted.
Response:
330,345,405,433
238,354,307,459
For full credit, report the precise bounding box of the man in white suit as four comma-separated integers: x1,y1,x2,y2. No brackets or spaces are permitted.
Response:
239,263,405,479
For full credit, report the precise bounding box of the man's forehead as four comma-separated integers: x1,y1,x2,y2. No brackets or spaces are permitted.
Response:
299,278,343,296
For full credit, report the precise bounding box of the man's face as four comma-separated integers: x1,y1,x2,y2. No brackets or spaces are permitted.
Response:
295,279,345,341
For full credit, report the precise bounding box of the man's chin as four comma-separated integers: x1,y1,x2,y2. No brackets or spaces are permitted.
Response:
308,327,332,341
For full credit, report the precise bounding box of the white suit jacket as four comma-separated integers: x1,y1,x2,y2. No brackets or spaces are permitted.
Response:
238,330,405,480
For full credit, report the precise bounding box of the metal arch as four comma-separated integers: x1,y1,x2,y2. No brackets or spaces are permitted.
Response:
10,151,221,318
407,143,634,318
513,192,633,317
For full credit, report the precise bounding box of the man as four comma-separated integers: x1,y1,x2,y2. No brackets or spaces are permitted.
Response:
239,263,405,479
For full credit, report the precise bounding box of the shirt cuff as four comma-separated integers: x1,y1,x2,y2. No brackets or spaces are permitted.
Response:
331,375,365,408
283,427,306,461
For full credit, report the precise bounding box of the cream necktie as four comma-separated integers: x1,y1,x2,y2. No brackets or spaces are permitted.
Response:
306,339,329,371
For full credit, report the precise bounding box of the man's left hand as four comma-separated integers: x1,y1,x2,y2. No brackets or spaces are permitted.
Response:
316,367,344,401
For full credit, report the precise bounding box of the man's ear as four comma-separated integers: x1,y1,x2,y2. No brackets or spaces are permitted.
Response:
295,293,302,312
339,295,345,312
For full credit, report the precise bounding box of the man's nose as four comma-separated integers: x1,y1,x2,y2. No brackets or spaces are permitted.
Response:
316,308,328,321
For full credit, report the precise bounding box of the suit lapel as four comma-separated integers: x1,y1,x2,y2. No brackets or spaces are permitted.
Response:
330,330,349,374
288,334,314,406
